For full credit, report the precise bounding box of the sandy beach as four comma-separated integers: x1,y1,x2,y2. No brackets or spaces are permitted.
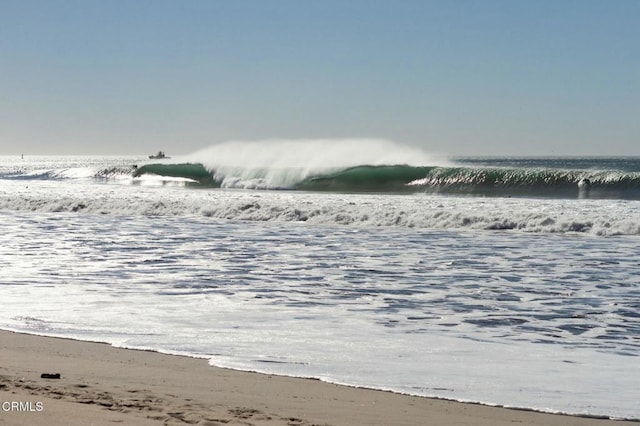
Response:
0,330,635,426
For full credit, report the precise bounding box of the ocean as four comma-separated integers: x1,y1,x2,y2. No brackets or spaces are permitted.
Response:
0,141,638,420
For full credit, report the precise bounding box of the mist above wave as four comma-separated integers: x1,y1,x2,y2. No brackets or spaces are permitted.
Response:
180,139,443,189
183,139,439,168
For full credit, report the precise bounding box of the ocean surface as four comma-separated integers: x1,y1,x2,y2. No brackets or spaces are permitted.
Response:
1,142,638,420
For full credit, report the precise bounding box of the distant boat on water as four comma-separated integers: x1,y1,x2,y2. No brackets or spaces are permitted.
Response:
149,151,169,159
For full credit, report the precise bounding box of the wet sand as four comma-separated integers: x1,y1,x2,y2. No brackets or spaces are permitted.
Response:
0,330,635,425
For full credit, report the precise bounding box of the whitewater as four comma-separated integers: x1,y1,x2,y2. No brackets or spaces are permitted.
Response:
0,140,638,420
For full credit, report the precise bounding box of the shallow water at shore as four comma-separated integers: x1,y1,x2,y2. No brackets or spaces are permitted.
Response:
0,155,639,419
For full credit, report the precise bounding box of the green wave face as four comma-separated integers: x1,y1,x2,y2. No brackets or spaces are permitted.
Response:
299,165,640,198
132,162,640,199
298,165,436,192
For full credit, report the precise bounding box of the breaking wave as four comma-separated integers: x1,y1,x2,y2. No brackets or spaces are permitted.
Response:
1,183,639,236
128,140,640,199
132,163,640,199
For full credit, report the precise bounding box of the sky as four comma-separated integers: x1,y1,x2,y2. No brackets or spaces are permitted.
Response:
1,0,638,156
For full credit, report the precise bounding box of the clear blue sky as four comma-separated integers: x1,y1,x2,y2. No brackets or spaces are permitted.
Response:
1,0,638,156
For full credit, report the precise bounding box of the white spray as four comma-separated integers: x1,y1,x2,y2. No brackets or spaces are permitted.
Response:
181,139,441,189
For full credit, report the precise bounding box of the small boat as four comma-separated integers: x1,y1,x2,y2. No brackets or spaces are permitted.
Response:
149,151,169,159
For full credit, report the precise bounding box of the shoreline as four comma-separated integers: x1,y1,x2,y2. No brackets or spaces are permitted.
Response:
0,330,636,425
